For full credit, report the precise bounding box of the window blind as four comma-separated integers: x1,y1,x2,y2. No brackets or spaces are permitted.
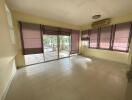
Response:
71,30,79,54
100,26,111,49
20,22,43,55
90,29,98,48
113,22,131,51
43,25,59,35
60,28,71,36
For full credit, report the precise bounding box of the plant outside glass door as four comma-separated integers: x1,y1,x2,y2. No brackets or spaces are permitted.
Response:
59,35,70,58
43,34,71,62
43,35,58,61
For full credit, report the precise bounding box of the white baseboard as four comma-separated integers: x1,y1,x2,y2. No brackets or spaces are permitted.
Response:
0,61,16,100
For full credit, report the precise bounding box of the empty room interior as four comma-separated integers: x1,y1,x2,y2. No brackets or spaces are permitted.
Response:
1,0,132,100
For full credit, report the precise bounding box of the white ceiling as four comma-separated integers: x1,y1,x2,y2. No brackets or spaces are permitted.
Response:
6,0,132,25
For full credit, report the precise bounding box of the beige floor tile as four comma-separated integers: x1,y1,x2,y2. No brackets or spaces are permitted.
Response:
5,56,129,100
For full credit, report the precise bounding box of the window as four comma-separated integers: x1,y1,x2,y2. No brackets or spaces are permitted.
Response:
82,22,131,52
20,22,43,55
100,26,111,49
113,22,131,51
81,30,89,47
90,29,98,48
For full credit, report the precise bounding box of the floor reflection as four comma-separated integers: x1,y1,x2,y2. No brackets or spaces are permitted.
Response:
5,56,129,100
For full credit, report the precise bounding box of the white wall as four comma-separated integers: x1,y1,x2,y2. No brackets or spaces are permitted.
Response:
0,0,17,99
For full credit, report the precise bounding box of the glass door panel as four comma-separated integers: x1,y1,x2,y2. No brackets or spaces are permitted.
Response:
43,35,58,61
24,54,44,65
59,36,70,58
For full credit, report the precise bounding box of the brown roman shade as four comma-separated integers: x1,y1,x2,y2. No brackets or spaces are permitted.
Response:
43,25,59,35
113,22,131,51
83,21,131,52
100,26,111,49
60,28,71,36
42,26,71,36
90,29,99,48
71,30,79,54
19,22,43,55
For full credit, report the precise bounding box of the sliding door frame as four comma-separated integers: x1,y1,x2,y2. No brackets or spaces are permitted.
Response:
40,25,45,61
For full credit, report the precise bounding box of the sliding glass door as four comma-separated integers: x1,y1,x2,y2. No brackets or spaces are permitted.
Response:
43,35,58,61
43,35,70,61
59,35,70,58
20,22,79,65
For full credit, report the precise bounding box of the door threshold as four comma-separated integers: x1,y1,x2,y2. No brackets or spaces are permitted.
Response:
19,56,72,69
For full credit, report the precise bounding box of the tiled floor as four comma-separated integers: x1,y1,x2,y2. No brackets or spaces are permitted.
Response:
5,56,129,100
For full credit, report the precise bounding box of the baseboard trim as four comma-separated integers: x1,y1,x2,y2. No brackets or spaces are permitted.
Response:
0,67,16,100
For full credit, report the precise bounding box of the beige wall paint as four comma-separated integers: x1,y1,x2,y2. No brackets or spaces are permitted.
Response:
12,11,80,68
80,14,132,65
13,11,80,29
80,14,132,30
81,47,129,64
0,0,16,99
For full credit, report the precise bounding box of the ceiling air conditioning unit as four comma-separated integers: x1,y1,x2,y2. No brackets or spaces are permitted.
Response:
91,18,111,28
